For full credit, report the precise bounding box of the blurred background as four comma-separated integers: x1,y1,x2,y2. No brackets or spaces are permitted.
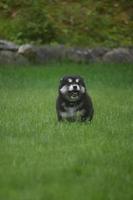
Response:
0,0,132,47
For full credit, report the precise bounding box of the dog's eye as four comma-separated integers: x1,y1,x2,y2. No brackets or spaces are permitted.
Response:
68,78,72,83
75,79,79,83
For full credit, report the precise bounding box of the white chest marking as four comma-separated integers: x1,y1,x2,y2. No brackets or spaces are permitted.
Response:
60,106,85,120
67,107,76,117
60,107,76,118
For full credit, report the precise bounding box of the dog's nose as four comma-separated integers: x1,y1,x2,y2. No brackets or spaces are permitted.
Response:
73,85,78,90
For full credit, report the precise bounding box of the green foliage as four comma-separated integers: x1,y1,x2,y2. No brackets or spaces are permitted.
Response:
0,63,133,200
0,0,132,46
15,4,57,44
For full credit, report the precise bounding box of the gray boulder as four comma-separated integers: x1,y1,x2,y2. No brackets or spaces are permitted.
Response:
128,46,133,55
18,44,35,54
18,44,66,63
66,48,94,63
36,45,66,63
0,40,18,51
91,47,109,61
18,44,37,62
103,48,133,63
0,50,29,65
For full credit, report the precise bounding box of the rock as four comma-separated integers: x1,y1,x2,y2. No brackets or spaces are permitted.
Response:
18,44,66,63
0,40,18,51
1,41,133,65
66,48,94,63
91,47,109,61
0,50,29,65
36,45,66,63
18,44,36,55
128,46,133,55
103,48,133,63
18,44,37,62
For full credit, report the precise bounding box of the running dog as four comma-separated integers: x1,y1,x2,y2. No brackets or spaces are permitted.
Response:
56,75,94,122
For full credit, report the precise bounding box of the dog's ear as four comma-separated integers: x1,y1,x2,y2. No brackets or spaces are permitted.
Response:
60,77,63,83
58,77,64,90
78,76,86,86
78,76,84,82
59,76,67,84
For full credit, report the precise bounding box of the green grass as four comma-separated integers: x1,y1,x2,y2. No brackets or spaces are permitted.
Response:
0,63,133,200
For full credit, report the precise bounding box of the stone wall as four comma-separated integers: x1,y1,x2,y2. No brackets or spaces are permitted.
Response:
0,40,133,65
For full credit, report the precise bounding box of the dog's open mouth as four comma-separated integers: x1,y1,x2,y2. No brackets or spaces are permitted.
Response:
69,91,79,99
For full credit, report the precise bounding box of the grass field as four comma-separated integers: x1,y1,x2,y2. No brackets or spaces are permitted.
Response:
0,62,133,200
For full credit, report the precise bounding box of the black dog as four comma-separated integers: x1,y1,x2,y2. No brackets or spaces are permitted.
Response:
56,75,94,122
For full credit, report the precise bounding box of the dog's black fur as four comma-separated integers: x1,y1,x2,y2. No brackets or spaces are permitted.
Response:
56,75,94,122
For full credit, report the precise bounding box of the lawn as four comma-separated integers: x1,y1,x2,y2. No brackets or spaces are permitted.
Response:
0,62,133,200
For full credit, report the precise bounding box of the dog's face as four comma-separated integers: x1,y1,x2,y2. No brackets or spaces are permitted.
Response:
59,75,86,102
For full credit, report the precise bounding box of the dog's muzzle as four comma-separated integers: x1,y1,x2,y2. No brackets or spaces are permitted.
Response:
60,84,85,101
67,84,81,100
68,84,80,92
